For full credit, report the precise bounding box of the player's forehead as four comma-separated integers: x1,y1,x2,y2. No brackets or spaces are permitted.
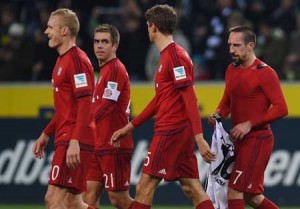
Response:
94,31,111,40
47,15,61,27
228,32,244,44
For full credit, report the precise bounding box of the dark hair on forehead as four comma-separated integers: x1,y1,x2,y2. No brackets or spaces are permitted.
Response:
94,24,120,45
229,25,256,44
145,4,177,35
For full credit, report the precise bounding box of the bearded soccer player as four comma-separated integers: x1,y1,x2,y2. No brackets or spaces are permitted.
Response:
208,26,288,209
83,24,133,209
111,4,216,209
32,8,95,209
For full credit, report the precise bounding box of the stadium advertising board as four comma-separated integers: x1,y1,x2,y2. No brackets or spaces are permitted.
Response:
0,119,299,205
0,83,299,118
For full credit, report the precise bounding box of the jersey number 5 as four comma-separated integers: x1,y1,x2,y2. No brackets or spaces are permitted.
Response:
144,152,151,166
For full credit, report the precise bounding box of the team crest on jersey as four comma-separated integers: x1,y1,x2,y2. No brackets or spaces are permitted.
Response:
107,81,118,90
57,67,62,76
74,73,88,88
173,66,186,80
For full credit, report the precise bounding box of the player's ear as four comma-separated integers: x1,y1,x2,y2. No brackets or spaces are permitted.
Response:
113,43,118,51
61,26,69,36
148,22,156,32
248,41,255,51
153,23,158,32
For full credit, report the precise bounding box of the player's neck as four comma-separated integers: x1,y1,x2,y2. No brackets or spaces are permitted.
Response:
57,38,76,55
240,54,256,68
99,55,116,67
155,34,174,52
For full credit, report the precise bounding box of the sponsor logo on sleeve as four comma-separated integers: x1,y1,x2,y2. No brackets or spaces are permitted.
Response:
107,81,118,90
173,66,186,80
74,73,88,88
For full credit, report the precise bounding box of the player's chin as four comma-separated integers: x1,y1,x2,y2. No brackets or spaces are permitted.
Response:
231,56,239,61
48,41,57,49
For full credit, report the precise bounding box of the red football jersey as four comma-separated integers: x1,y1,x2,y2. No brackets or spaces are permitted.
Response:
154,43,201,133
50,46,95,146
217,58,288,129
93,58,133,153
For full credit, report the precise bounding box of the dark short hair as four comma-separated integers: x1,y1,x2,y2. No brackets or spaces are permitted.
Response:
145,4,177,35
94,24,120,45
229,26,256,44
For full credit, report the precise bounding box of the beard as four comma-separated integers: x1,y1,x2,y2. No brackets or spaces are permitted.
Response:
234,58,242,65
232,54,243,65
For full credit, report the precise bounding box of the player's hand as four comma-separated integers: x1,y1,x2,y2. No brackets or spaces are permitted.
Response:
32,132,49,159
66,139,81,169
230,121,252,141
110,123,134,147
195,134,216,163
208,113,217,126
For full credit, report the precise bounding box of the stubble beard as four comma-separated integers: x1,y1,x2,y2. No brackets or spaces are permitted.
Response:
232,55,243,65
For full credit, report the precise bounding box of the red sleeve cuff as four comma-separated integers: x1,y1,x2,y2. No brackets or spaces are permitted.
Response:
43,115,56,136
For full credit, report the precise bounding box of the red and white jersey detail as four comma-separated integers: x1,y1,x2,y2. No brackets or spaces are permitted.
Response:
154,43,194,132
51,46,95,146
93,58,133,153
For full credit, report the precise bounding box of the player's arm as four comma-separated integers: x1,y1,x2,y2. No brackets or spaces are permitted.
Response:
111,95,156,144
43,113,56,136
250,69,288,127
32,114,56,159
180,85,216,163
68,56,95,168
216,86,231,119
131,95,156,127
208,79,231,126
67,95,93,169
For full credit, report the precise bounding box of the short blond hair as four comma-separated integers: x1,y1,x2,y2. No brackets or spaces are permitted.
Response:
51,8,79,36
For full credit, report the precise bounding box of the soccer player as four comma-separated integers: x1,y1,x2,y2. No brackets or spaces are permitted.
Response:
111,5,216,209
32,8,95,209
208,26,288,209
83,24,133,209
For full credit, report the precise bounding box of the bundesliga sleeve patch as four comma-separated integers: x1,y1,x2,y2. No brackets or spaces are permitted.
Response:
102,81,120,101
173,66,187,81
107,81,118,89
74,73,88,88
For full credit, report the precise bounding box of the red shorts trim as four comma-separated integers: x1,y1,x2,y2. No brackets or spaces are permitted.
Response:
49,145,93,194
86,153,132,191
143,125,199,181
229,130,274,194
